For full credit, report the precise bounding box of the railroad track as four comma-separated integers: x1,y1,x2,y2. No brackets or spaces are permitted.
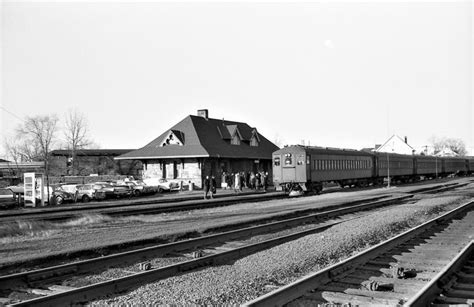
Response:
0,195,414,306
0,179,466,223
243,199,474,307
0,191,285,223
406,240,474,306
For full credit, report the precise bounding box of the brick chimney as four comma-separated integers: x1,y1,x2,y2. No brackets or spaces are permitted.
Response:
197,109,209,120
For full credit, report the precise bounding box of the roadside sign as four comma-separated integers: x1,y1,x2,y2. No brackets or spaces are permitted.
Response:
23,173,45,207
24,173,35,207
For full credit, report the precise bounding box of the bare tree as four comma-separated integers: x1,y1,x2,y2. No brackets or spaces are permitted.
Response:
17,115,59,202
4,136,42,163
443,138,467,156
430,136,467,156
273,134,284,148
64,109,91,175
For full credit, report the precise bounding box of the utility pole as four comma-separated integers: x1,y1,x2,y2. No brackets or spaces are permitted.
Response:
387,151,390,188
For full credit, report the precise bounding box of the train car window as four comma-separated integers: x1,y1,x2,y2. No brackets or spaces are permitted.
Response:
306,156,310,165
284,153,292,165
274,157,280,166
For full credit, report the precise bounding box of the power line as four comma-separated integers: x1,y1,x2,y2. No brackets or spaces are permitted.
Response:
0,105,24,122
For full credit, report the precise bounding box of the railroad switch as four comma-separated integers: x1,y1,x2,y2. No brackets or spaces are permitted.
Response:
139,262,152,271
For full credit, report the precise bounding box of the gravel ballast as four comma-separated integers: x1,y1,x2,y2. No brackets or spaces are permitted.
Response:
0,186,400,267
91,193,472,305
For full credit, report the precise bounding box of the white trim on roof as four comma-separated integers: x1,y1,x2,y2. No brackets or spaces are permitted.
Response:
115,154,210,160
115,154,271,160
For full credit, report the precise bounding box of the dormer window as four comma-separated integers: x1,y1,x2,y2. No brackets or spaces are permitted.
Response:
250,128,260,147
231,134,241,145
250,135,259,147
227,125,243,145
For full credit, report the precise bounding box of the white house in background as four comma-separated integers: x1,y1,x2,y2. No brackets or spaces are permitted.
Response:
434,148,458,157
375,135,415,155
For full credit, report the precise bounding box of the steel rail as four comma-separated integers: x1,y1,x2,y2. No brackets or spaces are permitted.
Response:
3,196,415,306
0,192,286,222
405,240,474,307
242,199,474,307
2,179,466,222
0,194,411,291
416,182,469,194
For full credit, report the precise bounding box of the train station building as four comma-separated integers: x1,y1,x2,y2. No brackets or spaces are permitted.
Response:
116,110,279,188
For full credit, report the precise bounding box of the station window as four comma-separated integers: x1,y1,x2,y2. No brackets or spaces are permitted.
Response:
274,157,280,166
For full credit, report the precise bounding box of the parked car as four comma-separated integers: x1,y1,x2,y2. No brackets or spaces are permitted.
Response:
48,185,76,205
95,181,132,198
76,184,107,202
120,181,158,196
143,178,181,193
57,184,79,195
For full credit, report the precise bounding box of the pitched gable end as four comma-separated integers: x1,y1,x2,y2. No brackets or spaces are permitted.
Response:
250,128,260,146
159,130,185,147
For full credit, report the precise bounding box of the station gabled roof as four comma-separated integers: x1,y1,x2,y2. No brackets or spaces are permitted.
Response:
116,115,279,160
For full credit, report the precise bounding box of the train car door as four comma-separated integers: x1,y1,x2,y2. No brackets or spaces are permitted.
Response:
282,153,296,181
272,154,283,185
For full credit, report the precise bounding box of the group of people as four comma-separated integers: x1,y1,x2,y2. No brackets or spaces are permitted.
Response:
203,171,269,199
221,171,269,192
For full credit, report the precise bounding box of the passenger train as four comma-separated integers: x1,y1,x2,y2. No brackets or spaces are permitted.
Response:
272,145,474,193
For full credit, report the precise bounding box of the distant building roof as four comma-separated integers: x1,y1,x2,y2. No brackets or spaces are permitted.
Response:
116,114,279,160
375,135,414,155
0,161,45,170
0,158,10,163
434,148,458,157
51,149,135,157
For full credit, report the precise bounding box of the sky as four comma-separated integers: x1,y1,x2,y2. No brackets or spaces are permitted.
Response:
1,0,473,158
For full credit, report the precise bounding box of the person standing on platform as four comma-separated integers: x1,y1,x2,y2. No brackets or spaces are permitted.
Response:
203,176,210,199
234,172,241,193
263,172,268,192
210,176,217,199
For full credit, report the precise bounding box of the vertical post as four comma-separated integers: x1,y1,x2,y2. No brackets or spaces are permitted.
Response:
387,152,390,188
435,157,438,178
